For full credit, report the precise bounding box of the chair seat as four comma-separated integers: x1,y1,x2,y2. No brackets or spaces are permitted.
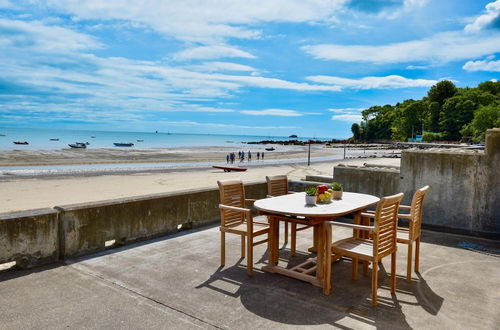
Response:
332,237,375,260
224,221,269,235
396,229,410,242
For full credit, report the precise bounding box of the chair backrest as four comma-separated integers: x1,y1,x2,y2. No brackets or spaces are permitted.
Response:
409,185,430,239
373,192,404,257
266,175,288,197
217,179,246,226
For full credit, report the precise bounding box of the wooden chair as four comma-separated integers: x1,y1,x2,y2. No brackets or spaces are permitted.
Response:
265,175,310,256
218,179,269,276
330,192,404,306
396,186,429,282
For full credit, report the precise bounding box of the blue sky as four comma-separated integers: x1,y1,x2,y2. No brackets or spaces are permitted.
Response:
1,0,499,138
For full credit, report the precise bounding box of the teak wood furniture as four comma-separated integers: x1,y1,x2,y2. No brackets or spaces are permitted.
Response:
363,186,429,282
330,193,404,306
265,175,311,256
254,192,379,295
217,179,269,276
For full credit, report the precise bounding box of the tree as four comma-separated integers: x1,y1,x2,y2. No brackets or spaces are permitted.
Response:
391,100,427,140
477,80,500,96
468,103,500,140
440,96,477,140
427,80,457,105
351,123,361,141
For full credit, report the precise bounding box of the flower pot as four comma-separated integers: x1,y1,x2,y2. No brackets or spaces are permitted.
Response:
333,190,343,200
305,195,317,205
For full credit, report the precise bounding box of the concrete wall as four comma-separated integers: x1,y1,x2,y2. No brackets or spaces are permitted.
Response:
400,128,499,236
56,181,267,258
333,128,500,237
333,165,400,198
0,208,59,267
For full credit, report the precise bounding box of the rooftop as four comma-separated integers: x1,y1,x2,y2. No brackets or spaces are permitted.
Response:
1,222,498,329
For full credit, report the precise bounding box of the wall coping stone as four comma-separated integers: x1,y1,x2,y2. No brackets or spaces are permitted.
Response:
0,208,58,219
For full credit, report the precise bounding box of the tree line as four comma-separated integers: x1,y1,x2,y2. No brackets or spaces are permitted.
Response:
351,80,500,142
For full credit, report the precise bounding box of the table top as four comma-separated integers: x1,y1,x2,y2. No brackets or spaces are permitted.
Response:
254,192,379,218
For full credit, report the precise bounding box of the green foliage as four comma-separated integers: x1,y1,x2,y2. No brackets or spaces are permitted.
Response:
422,132,442,142
427,80,457,105
351,123,361,141
467,103,500,140
305,187,317,196
331,182,342,191
350,80,500,142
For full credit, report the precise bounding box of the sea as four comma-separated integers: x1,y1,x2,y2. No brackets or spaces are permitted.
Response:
0,127,326,151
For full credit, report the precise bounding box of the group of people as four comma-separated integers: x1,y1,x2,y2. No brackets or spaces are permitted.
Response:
226,151,264,163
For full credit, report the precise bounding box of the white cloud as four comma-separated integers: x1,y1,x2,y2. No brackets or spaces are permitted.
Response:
0,18,101,53
174,45,256,60
39,0,345,43
191,61,257,72
465,0,500,33
302,31,500,64
240,109,303,117
329,108,363,113
331,114,362,122
308,75,437,89
463,59,500,72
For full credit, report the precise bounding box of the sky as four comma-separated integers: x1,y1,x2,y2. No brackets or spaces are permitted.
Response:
1,0,499,138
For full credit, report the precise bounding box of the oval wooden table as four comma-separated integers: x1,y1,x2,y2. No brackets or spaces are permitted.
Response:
254,191,379,295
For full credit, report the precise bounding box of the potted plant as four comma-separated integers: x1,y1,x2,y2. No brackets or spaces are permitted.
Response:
305,187,317,205
332,182,343,200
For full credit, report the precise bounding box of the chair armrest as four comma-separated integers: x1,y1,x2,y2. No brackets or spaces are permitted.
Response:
360,212,376,218
398,213,413,219
330,220,375,232
219,204,251,214
399,205,411,210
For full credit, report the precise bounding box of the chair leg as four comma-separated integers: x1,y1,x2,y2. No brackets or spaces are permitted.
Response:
284,221,289,244
363,261,368,276
406,242,413,282
291,223,297,256
415,237,421,273
241,235,245,258
352,258,359,280
247,235,253,276
391,251,397,293
371,260,378,306
221,231,225,266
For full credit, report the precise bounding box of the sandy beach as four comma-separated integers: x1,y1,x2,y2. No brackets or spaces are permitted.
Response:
0,146,400,213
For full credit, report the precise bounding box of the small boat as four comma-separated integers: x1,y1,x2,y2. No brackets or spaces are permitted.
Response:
137,139,144,142
0,134,6,136
91,136,96,138
113,142,134,147
265,147,275,151
13,141,29,145
212,165,247,172
289,134,298,138
68,142,87,149
49,138,59,141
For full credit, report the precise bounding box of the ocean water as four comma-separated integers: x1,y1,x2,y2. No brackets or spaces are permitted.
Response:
0,127,326,151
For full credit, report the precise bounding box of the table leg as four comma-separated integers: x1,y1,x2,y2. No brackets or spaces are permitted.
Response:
268,216,276,265
323,222,332,295
308,226,318,253
316,223,324,281
273,218,280,264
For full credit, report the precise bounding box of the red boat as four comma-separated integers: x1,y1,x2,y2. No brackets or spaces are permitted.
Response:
212,165,247,172
13,141,29,145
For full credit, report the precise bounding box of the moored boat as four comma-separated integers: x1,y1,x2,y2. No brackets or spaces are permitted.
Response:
113,142,134,147
68,142,87,149
49,138,59,141
265,147,275,151
13,141,29,145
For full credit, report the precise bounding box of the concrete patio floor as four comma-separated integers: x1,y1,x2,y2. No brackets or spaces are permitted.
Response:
1,223,499,329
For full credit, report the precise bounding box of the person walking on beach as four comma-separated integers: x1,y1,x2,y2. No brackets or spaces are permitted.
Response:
257,152,260,160
226,154,229,163
248,151,252,161
262,152,264,160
